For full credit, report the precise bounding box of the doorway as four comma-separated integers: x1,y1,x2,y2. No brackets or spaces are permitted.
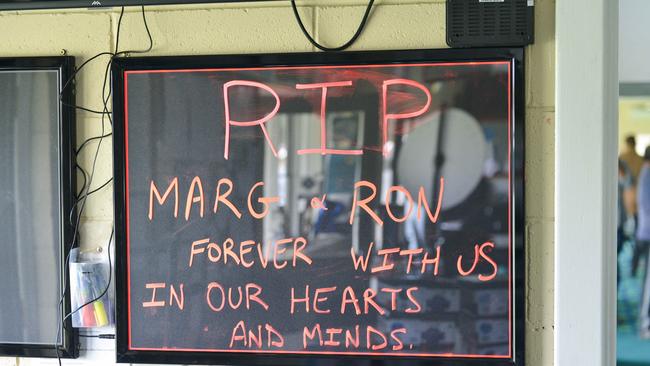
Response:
617,0,650,364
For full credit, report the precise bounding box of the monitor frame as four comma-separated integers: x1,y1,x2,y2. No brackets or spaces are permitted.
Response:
0,0,278,11
0,56,78,359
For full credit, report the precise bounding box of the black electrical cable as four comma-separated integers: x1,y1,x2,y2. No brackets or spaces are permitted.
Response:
71,177,114,227
67,3,152,246
290,0,375,52
57,9,122,359
79,334,115,339
59,2,152,117
75,132,112,155
75,163,88,200
63,3,152,305
75,139,113,201
54,6,153,365
83,178,113,198
71,167,113,225
73,137,113,207
70,173,111,228
59,51,115,115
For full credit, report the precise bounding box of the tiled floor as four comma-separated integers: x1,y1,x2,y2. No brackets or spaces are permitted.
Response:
618,329,650,366
619,240,650,366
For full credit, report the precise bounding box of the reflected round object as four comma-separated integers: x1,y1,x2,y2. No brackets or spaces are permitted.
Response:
397,108,486,210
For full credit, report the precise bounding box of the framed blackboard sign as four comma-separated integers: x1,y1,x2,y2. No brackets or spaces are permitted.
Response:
0,57,78,358
112,48,525,366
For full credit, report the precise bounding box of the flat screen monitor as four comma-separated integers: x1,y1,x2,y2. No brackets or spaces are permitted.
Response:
0,57,78,358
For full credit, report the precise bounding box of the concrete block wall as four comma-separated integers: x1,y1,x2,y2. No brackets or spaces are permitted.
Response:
0,0,555,364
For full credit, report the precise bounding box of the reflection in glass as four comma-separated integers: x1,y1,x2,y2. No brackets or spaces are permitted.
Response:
0,70,62,345
126,62,516,357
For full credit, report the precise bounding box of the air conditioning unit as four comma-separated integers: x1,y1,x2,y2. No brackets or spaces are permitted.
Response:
447,0,534,47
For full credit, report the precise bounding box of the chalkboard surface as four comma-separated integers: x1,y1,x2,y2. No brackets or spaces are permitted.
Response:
113,49,525,366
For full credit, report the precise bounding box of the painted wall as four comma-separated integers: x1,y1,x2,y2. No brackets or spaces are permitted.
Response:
619,0,650,83
0,0,555,365
620,98,650,154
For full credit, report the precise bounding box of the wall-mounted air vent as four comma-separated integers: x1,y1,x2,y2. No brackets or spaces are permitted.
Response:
447,0,534,47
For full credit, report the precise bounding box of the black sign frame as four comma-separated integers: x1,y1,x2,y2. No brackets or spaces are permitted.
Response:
112,48,525,366
0,56,78,359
